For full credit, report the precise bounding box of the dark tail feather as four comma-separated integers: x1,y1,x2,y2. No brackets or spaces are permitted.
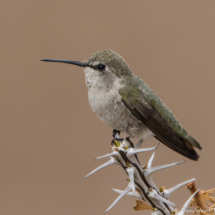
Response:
154,136,199,161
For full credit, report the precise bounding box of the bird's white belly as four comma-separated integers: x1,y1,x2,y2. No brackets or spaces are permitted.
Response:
88,88,125,128
84,67,154,140
88,89,154,140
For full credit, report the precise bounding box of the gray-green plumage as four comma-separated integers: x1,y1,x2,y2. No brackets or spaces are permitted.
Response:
41,49,202,161
119,76,201,149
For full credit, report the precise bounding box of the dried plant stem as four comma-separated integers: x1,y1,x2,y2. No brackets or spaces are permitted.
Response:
84,132,215,215
187,182,207,210
187,181,215,215
84,137,202,215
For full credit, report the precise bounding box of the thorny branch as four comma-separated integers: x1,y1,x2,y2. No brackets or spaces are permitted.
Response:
84,135,215,215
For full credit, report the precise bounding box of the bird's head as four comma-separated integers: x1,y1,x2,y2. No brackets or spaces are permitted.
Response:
41,50,132,89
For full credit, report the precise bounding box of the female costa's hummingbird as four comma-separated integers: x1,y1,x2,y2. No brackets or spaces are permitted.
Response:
41,49,203,161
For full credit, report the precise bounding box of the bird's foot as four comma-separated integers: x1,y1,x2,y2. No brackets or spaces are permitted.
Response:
111,136,134,148
111,137,124,146
125,137,134,148
112,129,121,138
111,129,134,148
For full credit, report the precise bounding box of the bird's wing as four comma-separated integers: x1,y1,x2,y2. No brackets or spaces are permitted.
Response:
119,78,202,161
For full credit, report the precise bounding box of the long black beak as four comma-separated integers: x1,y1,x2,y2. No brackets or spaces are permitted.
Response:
41,59,87,67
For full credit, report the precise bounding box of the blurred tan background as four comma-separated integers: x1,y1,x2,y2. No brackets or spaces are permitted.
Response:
0,0,215,214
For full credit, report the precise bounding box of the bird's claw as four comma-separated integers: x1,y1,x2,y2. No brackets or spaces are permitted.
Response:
112,129,121,138
111,138,124,146
111,136,134,148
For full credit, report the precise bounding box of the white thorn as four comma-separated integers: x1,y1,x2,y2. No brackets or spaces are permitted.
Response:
127,167,136,194
156,142,160,148
95,152,118,160
134,139,144,149
176,189,200,215
128,144,159,156
84,157,116,178
145,160,185,176
111,188,140,198
148,188,176,206
163,178,196,199
148,152,155,168
105,186,132,213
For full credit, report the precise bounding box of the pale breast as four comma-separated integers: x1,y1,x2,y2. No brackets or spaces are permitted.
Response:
88,84,125,125
84,67,126,128
84,67,154,140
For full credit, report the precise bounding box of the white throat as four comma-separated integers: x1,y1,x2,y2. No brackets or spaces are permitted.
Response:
83,67,124,118
83,66,122,91
84,67,103,89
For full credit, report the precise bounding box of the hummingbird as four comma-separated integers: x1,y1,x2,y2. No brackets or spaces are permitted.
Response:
41,49,202,160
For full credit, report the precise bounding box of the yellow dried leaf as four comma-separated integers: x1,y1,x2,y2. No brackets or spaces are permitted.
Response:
133,200,152,211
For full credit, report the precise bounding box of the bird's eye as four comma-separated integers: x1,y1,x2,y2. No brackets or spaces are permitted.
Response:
97,64,106,71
